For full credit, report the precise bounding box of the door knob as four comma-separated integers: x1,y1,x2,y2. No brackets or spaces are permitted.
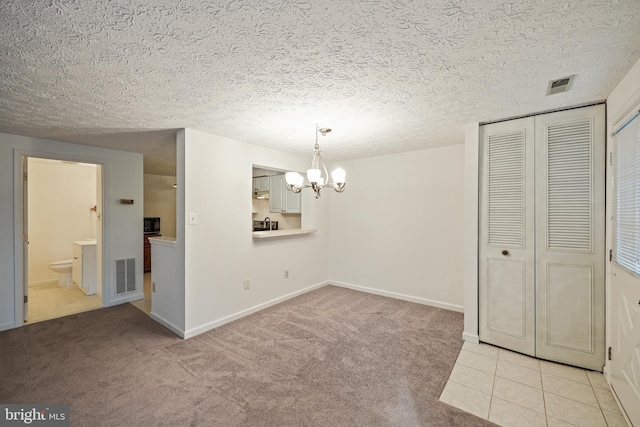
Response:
502,250,510,256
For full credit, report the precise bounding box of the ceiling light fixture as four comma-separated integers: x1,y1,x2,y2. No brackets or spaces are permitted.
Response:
285,125,346,199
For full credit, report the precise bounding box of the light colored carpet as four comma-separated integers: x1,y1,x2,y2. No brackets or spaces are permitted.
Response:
0,285,495,426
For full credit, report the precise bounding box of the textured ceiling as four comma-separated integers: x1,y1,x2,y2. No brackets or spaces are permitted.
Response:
1,0,639,175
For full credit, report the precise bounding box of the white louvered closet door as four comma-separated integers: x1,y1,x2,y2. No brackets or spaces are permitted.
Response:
535,105,605,371
479,104,605,370
479,117,536,356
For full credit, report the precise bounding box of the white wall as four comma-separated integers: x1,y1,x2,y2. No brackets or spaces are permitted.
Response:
605,56,640,377
182,128,330,336
329,144,465,311
144,173,177,238
28,159,97,286
0,133,144,331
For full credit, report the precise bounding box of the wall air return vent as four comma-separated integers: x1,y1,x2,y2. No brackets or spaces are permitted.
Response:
546,75,576,96
115,258,136,294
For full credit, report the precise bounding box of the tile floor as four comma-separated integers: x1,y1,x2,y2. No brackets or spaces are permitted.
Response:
130,272,151,315
440,342,630,427
28,272,151,324
26,282,102,324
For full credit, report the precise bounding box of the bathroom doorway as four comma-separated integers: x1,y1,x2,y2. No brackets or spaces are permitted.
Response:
22,156,104,324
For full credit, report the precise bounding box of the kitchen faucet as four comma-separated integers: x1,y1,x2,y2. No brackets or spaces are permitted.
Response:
264,217,271,230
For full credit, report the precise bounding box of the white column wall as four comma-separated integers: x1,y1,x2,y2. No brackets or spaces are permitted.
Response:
182,128,330,337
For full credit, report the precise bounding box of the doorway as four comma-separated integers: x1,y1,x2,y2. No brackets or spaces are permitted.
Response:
22,156,104,324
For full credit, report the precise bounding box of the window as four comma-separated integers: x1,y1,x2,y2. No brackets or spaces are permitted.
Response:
613,111,640,275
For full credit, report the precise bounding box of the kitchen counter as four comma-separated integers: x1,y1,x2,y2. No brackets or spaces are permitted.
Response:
252,229,317,239
148,236,176,247
73,239,96,246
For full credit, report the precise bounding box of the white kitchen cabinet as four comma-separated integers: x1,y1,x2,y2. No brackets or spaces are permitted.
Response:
252,177,270,192
72,240,97,295
269,174,300,214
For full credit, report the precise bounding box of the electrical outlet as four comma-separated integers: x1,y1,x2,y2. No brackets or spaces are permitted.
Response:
244,279,250,290
152,282,156,292
284,270,289,279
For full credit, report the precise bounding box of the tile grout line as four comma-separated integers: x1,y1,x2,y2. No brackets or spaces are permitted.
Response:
459,344,619,427
590,377,614,427
486,356,498,421
539,363,551,427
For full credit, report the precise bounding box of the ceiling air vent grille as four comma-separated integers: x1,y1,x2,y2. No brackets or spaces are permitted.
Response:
546,75,576,96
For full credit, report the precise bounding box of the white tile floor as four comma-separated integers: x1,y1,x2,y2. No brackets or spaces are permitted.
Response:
440,342,630,427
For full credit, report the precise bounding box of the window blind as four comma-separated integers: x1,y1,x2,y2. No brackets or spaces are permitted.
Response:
613,111,640,275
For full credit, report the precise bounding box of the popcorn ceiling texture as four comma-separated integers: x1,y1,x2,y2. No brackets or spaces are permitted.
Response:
0,0,639,172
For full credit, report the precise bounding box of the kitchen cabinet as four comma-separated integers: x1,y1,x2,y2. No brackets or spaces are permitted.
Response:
269,174,300,213
253,177,270,192
72,240,97,295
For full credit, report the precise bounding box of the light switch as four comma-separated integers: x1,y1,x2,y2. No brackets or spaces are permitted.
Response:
189,213,198,225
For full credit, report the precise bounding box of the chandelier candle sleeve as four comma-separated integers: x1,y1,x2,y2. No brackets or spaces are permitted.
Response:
285,125,347,199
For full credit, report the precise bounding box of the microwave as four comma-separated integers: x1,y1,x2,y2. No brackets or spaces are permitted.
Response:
144,217,160,235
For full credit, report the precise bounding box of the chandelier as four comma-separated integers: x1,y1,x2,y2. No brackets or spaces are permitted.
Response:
285,125,346,199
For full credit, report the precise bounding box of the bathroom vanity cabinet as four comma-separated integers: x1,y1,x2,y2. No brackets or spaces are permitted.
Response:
72,241,97,295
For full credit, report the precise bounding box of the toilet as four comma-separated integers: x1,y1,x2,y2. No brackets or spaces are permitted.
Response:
48,259,73,287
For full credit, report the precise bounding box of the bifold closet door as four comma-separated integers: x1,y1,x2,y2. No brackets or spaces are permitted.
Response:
534,105,605,371
479,105,605,370
479,117,536,356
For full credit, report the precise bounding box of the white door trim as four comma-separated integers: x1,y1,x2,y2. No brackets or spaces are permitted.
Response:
463,122,480,343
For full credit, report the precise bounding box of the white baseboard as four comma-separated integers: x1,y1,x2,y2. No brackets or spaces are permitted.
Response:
462,332,480,343
0,320,19,333
608,381,633,427
150,312,186,338
329,281,465,313
183,281,329,339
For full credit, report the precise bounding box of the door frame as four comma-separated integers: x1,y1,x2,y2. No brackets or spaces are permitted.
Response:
13,149,106,326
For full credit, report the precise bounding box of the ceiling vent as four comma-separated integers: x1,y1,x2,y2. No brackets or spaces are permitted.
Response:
546,75,576,96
